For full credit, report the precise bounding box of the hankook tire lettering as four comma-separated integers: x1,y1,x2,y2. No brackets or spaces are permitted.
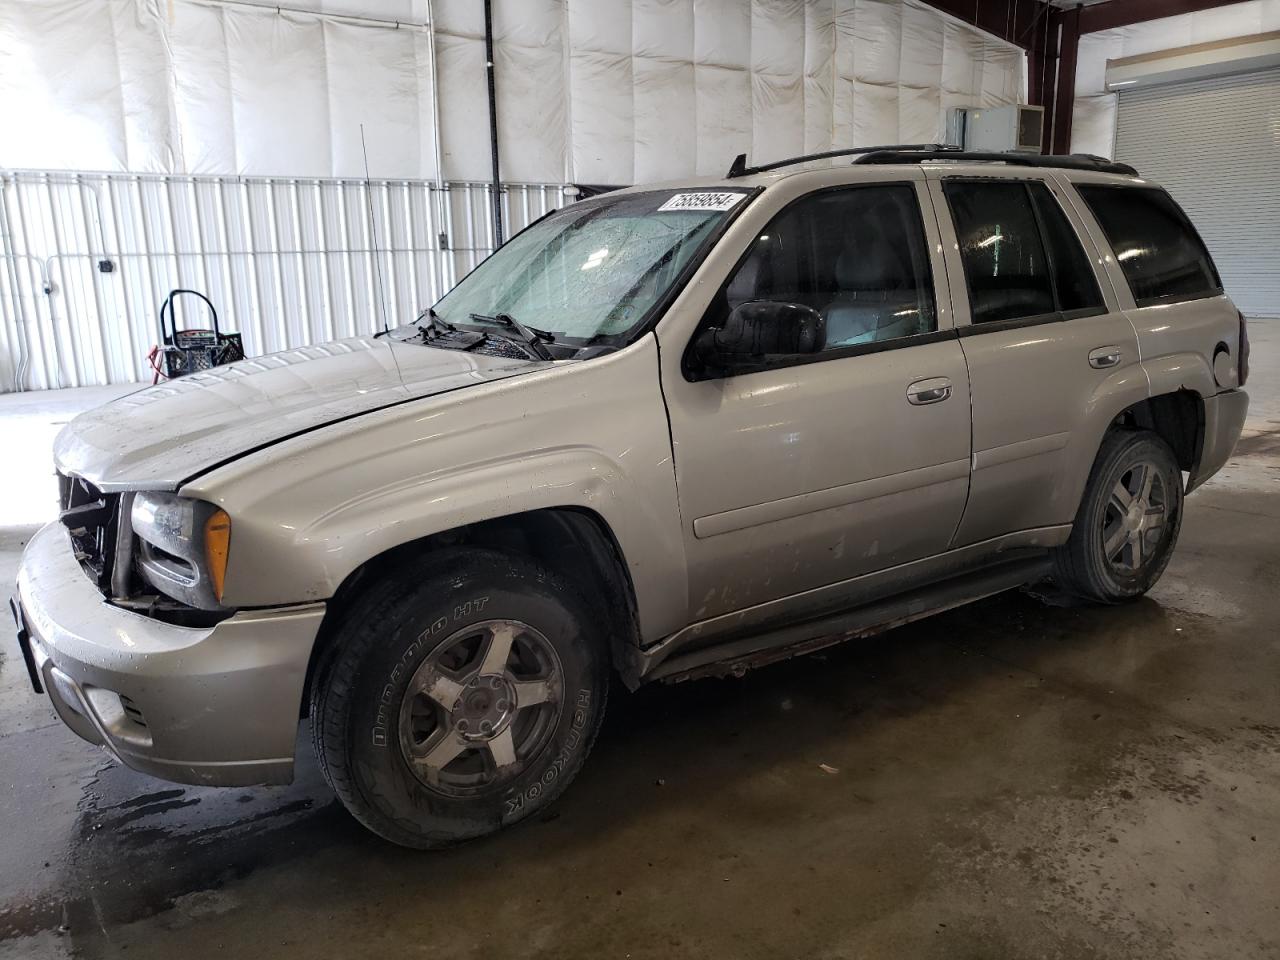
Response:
503,688,591,818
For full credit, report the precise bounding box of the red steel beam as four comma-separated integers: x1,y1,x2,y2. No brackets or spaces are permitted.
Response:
1049,5,1081,154
1026,5,1059,109
1042,0,1241,156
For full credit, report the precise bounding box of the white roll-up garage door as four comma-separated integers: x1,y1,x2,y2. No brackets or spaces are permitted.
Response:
1115,69,1280,318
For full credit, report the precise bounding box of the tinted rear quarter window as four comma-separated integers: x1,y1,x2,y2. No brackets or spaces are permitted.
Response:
1077,185,1222,307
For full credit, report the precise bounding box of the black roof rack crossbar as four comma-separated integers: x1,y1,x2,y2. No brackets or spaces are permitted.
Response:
852,149,1138,176
726,143,960,178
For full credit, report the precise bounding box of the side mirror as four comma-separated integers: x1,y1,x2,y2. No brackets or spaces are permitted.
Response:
695,300,826,372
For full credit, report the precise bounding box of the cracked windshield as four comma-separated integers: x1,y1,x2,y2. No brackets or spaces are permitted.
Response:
431,189,749,345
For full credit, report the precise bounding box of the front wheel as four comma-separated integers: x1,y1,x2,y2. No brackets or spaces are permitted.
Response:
310,549,608,849
1052,429,1184,603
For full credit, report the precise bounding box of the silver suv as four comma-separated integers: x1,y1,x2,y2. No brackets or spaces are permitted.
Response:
12,147,1250,848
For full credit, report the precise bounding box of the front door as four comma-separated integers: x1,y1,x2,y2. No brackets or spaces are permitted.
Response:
657,178,972,630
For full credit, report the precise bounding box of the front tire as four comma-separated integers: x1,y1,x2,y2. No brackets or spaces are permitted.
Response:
310,549,608,849
1052,429,1184,603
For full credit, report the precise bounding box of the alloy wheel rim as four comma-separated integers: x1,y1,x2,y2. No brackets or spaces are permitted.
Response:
1101,460,1168,574
398,619,563,797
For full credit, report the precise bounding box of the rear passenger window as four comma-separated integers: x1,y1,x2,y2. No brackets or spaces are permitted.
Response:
1028,183,1103,313
943,180,1104,325
1077,185,1222,307
719,184,936,350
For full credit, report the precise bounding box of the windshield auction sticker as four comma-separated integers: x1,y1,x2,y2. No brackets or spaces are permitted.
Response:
657,192,746,212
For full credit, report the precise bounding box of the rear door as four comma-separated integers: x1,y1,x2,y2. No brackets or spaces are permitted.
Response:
926,170,1144,546
657,175,972,626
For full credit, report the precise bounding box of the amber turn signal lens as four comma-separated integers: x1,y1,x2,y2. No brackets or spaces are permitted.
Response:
204,509,231,602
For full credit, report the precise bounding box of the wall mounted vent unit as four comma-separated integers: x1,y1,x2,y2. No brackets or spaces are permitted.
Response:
949,104,1044,154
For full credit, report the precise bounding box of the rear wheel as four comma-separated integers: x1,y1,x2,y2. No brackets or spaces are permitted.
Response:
310,549,608,849
1052,429,1184,602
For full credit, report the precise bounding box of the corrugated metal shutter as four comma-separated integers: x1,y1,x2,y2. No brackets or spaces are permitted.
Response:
1115,69,1280,318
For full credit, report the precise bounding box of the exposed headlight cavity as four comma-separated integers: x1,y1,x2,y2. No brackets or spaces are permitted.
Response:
131,493,231,609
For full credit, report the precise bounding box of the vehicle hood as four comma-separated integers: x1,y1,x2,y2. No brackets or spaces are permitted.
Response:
54,336,548,490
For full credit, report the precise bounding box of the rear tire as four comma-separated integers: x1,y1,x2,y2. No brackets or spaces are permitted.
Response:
1052,429,1183,603
310,548,608,849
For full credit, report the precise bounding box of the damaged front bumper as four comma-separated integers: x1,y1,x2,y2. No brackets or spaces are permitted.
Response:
13,521,325,787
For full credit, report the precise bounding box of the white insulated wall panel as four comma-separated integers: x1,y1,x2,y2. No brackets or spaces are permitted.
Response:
1,0,1024,184
0,0,442,180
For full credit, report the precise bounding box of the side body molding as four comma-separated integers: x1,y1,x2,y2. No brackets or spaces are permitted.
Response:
182,337,690,644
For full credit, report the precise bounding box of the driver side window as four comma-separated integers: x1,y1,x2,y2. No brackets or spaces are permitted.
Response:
719,184,937,350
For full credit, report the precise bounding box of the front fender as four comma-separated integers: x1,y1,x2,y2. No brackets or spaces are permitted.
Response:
296,444,665,608
185,337,689,643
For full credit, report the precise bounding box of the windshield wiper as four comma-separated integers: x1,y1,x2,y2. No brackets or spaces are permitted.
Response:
409,308,490,351
468,312,555,361
416,307,456,338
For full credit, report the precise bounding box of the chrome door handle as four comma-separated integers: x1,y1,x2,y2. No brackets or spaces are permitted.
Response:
907,377,952,405
1089,346,1122,369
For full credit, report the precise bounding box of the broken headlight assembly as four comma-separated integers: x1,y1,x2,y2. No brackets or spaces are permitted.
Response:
130,492,231,611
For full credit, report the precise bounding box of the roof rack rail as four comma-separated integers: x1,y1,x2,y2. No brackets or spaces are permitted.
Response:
852,149,1138,176
726,143,960,178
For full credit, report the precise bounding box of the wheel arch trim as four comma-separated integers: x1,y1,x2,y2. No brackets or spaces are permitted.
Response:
301,504,648,712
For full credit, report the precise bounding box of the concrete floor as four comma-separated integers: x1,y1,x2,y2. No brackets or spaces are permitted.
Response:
2,327,1278,960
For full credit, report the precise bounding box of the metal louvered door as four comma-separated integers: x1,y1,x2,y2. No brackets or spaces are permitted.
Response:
1115,68,1280,318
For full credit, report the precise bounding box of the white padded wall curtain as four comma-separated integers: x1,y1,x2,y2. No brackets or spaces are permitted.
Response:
554,0,1025,183
1070,0,1280,158
0,0,1025,184
0,0,441,179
